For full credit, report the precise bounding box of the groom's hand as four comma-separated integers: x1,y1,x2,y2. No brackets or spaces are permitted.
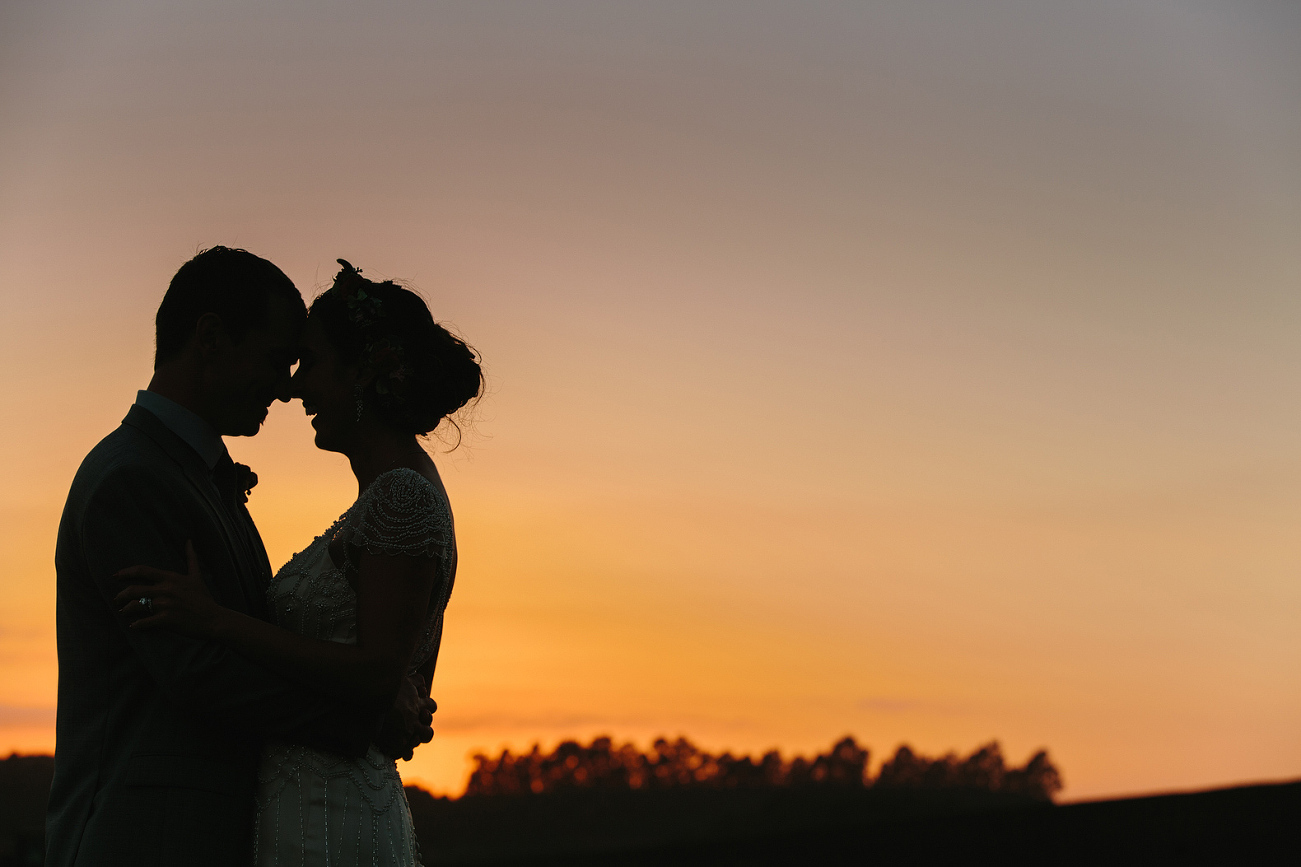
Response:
375,673,436,762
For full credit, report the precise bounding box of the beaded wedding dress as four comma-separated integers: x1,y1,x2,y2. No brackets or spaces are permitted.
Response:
253,468,456,867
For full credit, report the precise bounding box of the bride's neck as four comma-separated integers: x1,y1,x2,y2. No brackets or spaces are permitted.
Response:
345,425,424,493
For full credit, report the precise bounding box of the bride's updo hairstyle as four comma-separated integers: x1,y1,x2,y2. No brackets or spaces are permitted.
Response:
311,260,482,441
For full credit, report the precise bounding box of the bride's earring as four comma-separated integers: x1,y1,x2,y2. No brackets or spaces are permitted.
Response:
354,385,364,423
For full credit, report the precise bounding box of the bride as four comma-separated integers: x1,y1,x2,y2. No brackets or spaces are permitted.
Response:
114,260,482,866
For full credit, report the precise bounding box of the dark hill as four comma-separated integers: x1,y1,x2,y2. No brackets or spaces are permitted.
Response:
406,780,1301,865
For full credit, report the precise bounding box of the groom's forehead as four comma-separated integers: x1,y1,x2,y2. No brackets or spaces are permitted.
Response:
262,295,305,337
244,294,304,351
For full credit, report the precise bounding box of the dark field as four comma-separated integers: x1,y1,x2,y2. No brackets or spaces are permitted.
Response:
4,754,1298,865
408,780,1301,865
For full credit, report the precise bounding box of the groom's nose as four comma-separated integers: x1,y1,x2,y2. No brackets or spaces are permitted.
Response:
287,364,304,400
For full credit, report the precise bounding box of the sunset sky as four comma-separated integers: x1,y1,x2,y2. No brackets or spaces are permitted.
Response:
2,1,1300,801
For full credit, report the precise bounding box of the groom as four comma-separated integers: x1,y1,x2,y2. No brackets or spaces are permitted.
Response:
48,248,433,867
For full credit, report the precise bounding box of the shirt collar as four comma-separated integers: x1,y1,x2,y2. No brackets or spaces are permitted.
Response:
134,390,227,470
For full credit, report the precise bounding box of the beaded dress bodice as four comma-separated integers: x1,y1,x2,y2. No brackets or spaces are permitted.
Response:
265,468,455,672
253,468,455,867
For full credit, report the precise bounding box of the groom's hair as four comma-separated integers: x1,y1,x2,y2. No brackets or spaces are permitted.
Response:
155,247,306,367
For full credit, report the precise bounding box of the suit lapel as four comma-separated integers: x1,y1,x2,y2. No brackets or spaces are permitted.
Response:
234,502,274,587
225,495,274,610
122,406,270,620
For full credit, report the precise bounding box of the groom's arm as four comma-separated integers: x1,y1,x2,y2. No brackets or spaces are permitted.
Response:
80,466,381,755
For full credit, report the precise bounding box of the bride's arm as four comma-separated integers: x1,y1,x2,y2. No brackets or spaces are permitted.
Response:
114,542,437,709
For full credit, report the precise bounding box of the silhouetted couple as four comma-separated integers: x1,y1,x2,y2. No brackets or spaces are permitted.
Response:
48,248,482,866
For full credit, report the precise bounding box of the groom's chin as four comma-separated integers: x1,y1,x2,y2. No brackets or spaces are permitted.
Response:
227,413,269,438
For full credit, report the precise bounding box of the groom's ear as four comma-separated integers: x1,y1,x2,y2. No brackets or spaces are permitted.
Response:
193,312,232,358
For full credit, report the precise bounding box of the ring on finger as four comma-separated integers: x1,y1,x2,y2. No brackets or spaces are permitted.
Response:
140,596,153,614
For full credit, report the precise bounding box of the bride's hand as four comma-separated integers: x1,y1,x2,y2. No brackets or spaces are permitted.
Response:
114,541,222,637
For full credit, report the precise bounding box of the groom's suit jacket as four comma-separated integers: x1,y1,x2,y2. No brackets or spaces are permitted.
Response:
48,405,376,867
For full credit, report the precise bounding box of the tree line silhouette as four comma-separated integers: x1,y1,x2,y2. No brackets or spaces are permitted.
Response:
465,736,1061,801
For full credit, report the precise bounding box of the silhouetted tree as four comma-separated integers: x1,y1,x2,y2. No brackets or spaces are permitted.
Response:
875,741,1060,801
1002,750,1063,801
465,735,1060,801
874,744,929,789
811,736,870,786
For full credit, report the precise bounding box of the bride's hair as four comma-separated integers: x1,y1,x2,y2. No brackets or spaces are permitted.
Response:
310,260,482,441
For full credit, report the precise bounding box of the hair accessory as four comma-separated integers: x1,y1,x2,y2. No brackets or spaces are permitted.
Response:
331,260,384,328
326,260,414,407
